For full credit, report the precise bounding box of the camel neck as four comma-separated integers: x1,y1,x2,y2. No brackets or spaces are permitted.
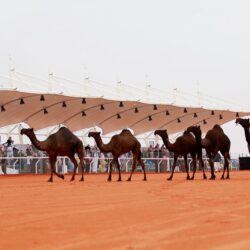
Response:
28,133,47,151
192,132,204,148
195,135,203,147
160,135,174,151
93,135,112,153
243,126,250,144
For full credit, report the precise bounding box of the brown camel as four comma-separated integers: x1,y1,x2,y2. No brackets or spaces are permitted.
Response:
236,118,250,153
154,130,207,180
20,127,85,182
88,129,147,182
186,125,231,180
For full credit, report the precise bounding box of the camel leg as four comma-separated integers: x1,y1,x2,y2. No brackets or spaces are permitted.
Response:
79,156,85,182
184,155,191,180
69,156,79,182
190,154,197,180
77,148,85,181
226,153,231,179
107,159,113,182
221,152,230,179
115,158,122,181
208,157,216,180
127,155,137,181
1,161,7,174
198,155,207,179
138,153,147,181
48,157,54,182
48,156,64,182
168,154,178,181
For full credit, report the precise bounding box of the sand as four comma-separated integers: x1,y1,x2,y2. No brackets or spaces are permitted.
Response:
1,171,250,250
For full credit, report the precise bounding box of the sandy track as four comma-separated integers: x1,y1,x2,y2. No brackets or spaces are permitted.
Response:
1,171,250,250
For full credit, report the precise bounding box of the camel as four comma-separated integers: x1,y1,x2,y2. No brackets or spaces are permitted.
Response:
20,127,85,182
236,118,250,153
154,130,207,180
88,129,147,182
186,125,231,180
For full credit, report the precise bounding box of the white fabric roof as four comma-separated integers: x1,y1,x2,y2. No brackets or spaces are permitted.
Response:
0,89,249,136
0,70,249,139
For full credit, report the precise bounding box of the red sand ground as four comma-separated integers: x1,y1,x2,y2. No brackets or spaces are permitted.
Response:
1,171,250,250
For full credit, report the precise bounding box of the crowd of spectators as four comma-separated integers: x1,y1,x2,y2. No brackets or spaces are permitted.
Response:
84,143,171,159
1,139,224,174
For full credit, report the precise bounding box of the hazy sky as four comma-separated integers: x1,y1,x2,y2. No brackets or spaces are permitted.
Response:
1,0,250,155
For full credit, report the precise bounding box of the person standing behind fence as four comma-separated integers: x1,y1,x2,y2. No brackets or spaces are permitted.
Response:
213,153,221,173
3,137,14,168
84,145,92,173
0,145,7,174
26,145,32,172
91,146,99,173
99,152,107,173
4,137,14,158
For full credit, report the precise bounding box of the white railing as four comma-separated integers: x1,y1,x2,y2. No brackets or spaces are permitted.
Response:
0,156,239,175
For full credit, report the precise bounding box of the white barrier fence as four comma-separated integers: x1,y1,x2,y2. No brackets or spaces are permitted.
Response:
0,156,239,175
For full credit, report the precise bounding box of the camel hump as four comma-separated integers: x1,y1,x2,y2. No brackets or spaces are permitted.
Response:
213,124,223,131
121,129,132,134
57,127,78,138
58,127,71,133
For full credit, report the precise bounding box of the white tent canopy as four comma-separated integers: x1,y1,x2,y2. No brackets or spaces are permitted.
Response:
0,89,249,137
0,71,249,143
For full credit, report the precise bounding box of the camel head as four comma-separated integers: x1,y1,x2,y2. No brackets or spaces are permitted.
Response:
186,126,202,138
20,128,34,137
236,118,250,128
88,131,101,139
154,129,168,139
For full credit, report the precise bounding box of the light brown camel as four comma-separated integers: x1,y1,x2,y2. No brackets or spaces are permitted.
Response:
187,125,231,180
20,127,85,182
236,118,250,153
88,129,147,181
154,130,207,180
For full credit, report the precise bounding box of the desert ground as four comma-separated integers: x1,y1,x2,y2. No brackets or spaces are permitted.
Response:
1,171,250,250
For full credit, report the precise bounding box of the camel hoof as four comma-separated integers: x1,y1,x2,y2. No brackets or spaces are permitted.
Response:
61,175,65,180
226,176,230,179
79,178,84,182
126,178,131,182
47,179,53,182
107,179,112,182
209,176,216,180
203,175,207,179
190,177,194,180
221,176,225,180
143,178,147,181
167,178,173,181
117,179,122,182
70,178,74,182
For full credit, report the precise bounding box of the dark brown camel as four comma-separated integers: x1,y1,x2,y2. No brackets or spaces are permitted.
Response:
154,130,207,180
236,118,250,153
88,129,147,182
20,127,85,182
186,125,231,180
